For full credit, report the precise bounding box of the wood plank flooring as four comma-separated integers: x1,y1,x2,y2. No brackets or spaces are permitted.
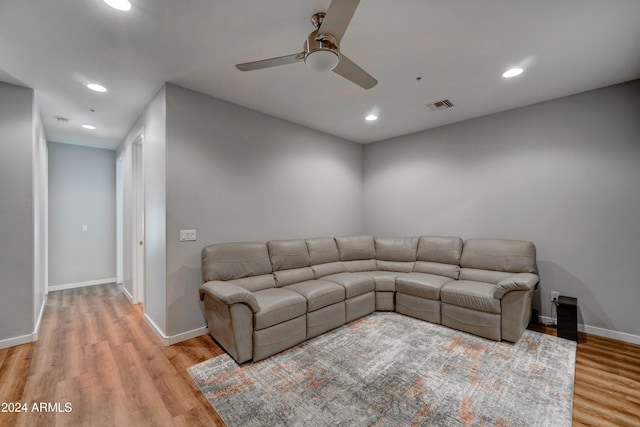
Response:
1,283,639,426
529,324,640,427
0,284,225,427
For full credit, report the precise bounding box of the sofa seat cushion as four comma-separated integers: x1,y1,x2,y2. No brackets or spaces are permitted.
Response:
359,271,401,291
253,288,307,331
396,272,453,300
284,280,345,312
440,280,501,314
322,273,375,299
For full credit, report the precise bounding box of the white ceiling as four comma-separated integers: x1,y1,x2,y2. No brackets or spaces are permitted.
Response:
1,0,639,150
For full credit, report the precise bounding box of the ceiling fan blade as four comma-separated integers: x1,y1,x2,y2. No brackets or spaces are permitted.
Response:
333,54,377,89
318,0,360,43
236,53,303,71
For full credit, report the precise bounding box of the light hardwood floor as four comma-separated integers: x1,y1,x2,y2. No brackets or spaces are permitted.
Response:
1,283,638,426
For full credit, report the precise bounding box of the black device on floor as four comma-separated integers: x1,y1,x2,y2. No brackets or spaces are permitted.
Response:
557,296,578,341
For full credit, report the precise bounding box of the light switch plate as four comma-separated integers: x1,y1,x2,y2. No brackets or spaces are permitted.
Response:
179,229,197,242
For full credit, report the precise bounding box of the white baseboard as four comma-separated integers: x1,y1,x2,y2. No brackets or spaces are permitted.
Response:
580,324,640,346
0,296,48,350
0,333,34,350
49,277,116,292
143,313,208,346
166,325,209,346
538,315,640,345
538,315,556,326
32,295,47,341
121,284,135,303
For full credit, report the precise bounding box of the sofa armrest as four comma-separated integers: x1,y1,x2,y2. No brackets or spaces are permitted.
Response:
494,273,539,299
199,281,260,313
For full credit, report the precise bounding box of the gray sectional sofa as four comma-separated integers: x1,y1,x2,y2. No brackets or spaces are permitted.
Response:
199,236,539,363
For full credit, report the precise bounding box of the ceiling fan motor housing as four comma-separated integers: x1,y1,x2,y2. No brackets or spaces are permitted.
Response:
304,30,341,72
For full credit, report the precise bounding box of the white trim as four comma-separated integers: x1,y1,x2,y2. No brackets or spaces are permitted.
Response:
538,315,556,326
537,315,640,345
116,154,124,285
32,294,47,341
143,313,208,346
144,313,169,345
0,333,34,350
0,295,48,349
579,324,640,346
48,277,116,292
121,283,135,303
166,325,209,346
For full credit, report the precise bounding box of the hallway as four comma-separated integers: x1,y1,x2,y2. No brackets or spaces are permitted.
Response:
0,284,224,427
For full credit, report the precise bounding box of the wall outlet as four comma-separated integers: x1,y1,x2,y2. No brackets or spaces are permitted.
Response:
551,291,560,303
179,229,197,242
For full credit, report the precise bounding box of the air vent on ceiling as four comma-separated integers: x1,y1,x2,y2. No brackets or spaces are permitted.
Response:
427,99,454,111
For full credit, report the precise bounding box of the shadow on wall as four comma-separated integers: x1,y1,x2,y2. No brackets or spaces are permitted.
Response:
168,265,208,336
537,261,611,330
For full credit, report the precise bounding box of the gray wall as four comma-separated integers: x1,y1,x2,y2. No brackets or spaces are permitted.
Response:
164,84,365,336
363,80,640,337
0,82,35,343
48,142,116,286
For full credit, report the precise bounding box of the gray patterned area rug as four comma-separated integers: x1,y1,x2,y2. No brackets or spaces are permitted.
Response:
188,312,576,426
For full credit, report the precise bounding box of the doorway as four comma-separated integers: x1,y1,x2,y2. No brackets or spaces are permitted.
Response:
116,154,124,285
132,135,145,305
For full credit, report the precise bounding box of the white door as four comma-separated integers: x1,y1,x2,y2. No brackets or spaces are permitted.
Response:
133,137,145,305
116,155,124,285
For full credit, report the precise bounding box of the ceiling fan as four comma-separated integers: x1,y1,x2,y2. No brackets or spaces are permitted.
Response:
235,0,377,90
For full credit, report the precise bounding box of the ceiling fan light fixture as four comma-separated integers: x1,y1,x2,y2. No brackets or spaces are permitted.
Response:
86,83,107,92
502,67,524,78
305,49,340,72
104,0,131,12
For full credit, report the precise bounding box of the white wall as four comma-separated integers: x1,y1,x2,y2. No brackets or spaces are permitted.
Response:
363,80,640,338
163,84,365,337
47,142,116,287
0,81,45,348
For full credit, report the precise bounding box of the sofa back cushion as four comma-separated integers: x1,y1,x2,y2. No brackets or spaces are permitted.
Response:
229,274,276,292
417,236,463,264
311,262,345,278
343,259,377,272
202,242,273,282
459,268,513,284
336,235,376,272
376,260,413,273
460,239,537,274
375,237,418,261
413,236,463,279
306,237,340,265
414,262,460,279
274,267,315,287
375,236,417,272
336,235,376,261
267,239,310,271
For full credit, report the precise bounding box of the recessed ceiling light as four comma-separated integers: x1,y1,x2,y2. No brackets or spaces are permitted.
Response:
82,124,97,130
502,67,524,78
365,114,378,121
104,0,131,11
86,83,107,92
